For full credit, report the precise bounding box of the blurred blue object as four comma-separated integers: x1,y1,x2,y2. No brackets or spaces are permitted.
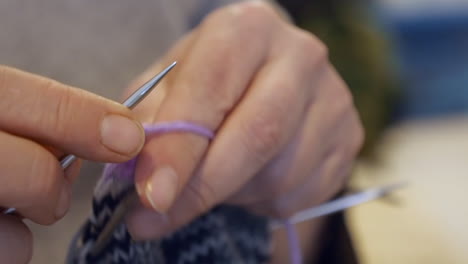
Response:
377,1,468,119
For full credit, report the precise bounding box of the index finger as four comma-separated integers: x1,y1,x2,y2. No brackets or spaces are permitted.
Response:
133,2,280,212
0,66,145,162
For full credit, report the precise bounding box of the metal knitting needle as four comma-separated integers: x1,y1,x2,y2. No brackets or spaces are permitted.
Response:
3,62,177,216
270,181,407,229
60,61,177,169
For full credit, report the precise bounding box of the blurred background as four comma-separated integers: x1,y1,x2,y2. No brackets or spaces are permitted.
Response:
1,0,468,263
277,0,468,263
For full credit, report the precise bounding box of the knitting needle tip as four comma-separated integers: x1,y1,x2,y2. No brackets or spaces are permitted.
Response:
123,61,177,109
59,61,177,170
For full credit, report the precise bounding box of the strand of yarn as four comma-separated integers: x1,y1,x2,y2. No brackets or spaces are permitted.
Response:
283,219,303,264
102,121,214,181
102,121,302,264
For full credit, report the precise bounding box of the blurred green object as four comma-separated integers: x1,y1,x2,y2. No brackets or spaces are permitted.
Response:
279,0,400,157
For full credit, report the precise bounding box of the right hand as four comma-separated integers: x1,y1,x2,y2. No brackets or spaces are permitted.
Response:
0,66,145,263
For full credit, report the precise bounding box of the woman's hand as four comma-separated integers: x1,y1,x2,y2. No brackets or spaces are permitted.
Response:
0,66,145,263
126,1,364,241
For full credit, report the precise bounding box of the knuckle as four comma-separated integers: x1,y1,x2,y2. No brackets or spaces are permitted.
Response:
295,31,329,66
336,89,354,116
40,81,74,141
193,3,284,122
241,110,283,164
53,86,74,135
232,1,278,25
198,66,237,118
205,1,277,36
28,79,66,136
325,83,354,122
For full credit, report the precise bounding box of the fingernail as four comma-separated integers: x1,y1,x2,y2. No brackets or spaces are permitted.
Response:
145,167,178,213
101,115,144,155
55,186,70,219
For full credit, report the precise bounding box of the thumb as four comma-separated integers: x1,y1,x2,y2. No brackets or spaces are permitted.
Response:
0,66,145,162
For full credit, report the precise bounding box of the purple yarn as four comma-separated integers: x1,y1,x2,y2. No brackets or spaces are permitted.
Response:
144,121,214,139
102,121,214,181
284,220,303,264
101,121,302,263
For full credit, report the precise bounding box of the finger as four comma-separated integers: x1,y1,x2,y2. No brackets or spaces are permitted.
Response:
128,12,330,239
247,108,363,218
134,2,280,212
0,131,69,224
193,27,336,208
126,204,167,240
255,148,354,218
228,66,356,205
0,66,144,162
174,31,330,210
126,36,323,240
0,215,32,264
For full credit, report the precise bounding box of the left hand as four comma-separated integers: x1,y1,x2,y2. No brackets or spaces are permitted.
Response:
125,1,364,240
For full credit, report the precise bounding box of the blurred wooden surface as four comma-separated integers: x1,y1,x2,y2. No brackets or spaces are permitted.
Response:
349,116,468,264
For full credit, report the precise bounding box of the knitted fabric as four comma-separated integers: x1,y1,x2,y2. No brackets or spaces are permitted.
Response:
67,123,272,264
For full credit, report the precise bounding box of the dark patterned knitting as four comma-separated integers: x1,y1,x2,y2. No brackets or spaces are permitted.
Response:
66,175,271,264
